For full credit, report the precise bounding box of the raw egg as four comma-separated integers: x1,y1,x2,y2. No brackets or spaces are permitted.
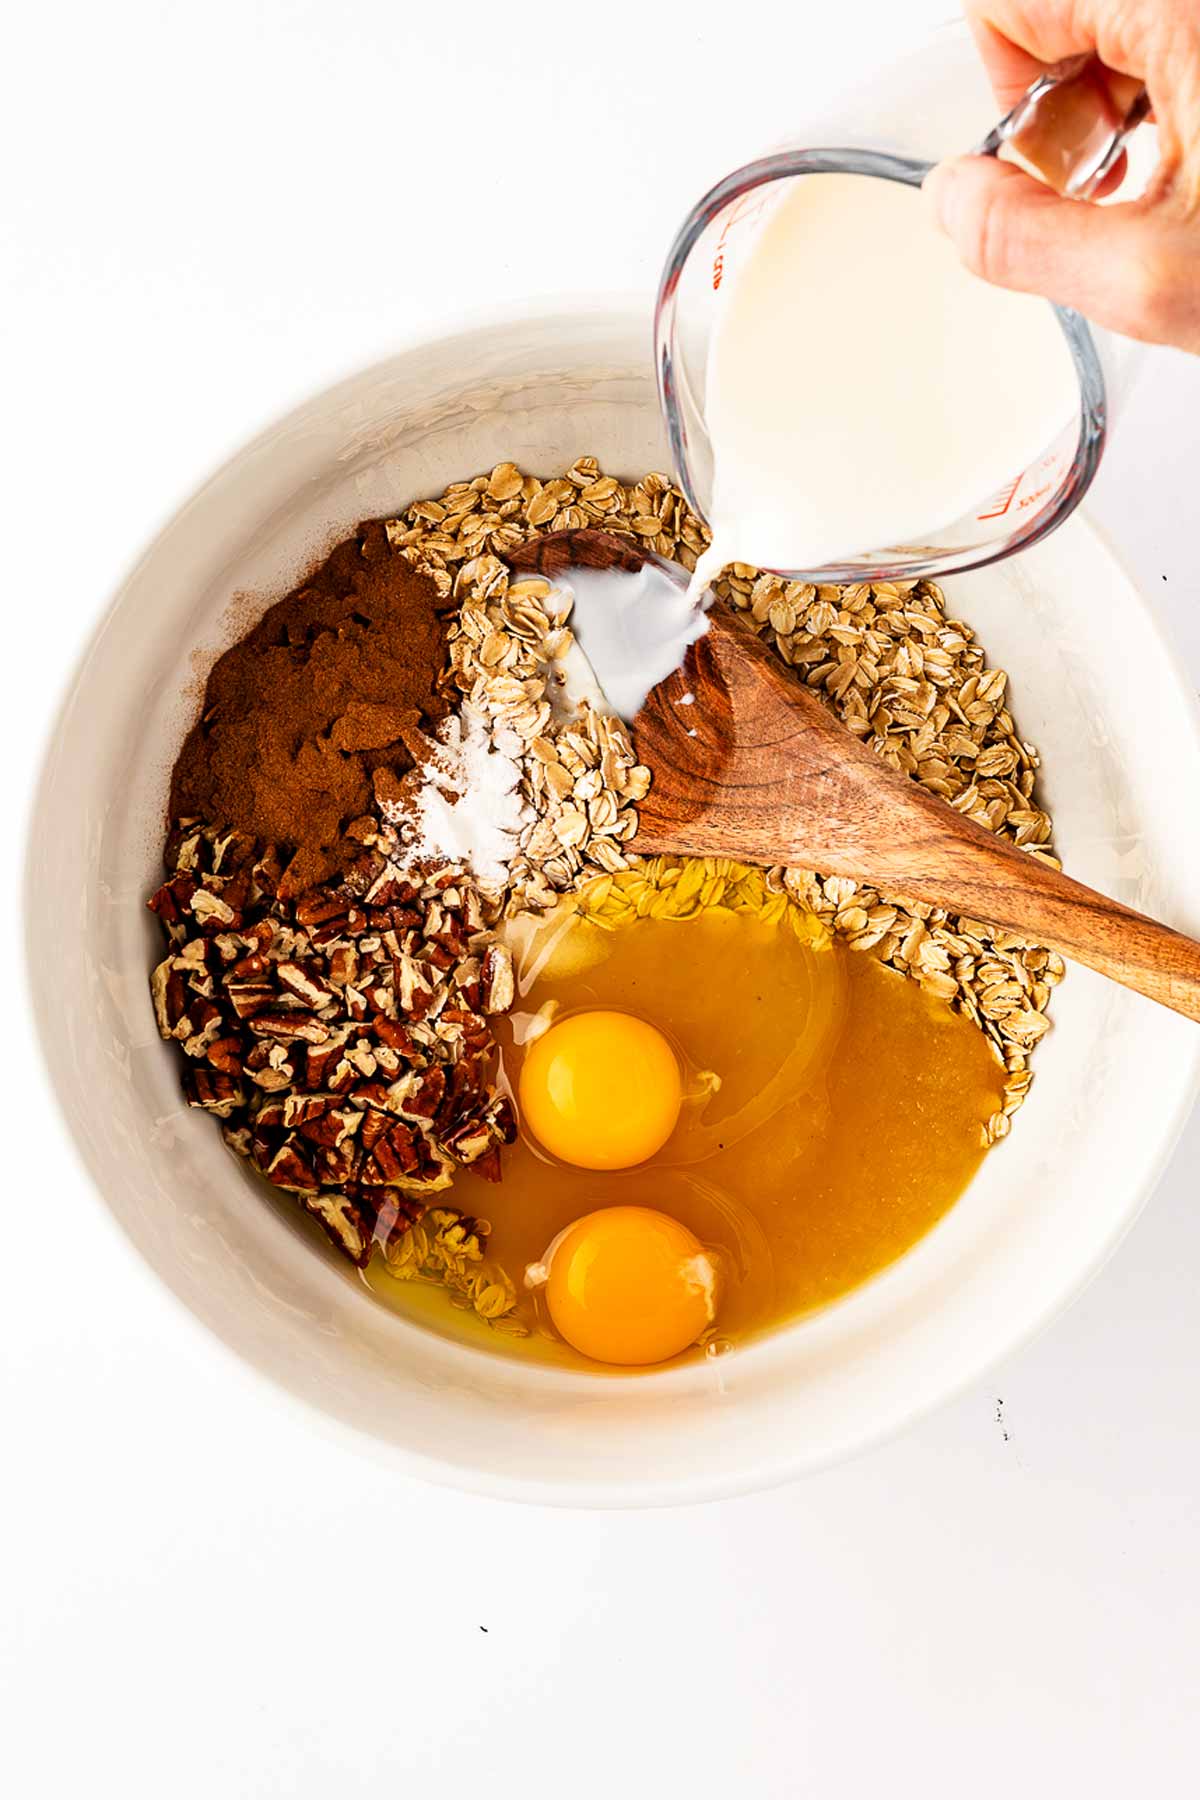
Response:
518,1009,682,1170
540,1206,718,1365
365,860,1003,1372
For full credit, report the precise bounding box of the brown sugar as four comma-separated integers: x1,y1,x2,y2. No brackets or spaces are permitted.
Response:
169,523,454,893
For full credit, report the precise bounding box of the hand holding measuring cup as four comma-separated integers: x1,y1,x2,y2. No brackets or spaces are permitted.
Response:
926,0,1200,352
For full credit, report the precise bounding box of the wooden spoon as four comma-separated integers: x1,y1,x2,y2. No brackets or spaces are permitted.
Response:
508,529,1200,1025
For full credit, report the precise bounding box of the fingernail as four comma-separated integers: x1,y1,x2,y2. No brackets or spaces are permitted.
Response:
922,161,958,235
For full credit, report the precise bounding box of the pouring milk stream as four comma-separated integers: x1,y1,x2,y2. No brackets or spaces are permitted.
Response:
569,172,1086,718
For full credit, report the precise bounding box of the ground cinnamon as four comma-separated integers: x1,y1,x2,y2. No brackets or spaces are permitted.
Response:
169,522,454,894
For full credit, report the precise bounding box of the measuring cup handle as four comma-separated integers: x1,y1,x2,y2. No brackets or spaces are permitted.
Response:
976,53,1150,201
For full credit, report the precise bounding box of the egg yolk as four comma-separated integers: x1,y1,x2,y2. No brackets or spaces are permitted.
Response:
518,1010,682,1170
543,1206,718,1365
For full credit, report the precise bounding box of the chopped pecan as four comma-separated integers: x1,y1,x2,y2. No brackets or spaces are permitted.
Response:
363,981,396,1017
358,1109,390,1153
472,1147,502,1184
231,919,275,977
351,1079,393,1113
264,1140,320,1191
396,954,433,1014
293,893,351,930
405,987,436,1022
374,1017,418,1056
147,873,198,929
360,1190,423,1250
251,1011,330,1044
303,1029,351,1088
176,937,214,975
283,1094,330,1130
308,906,367,947
326,945,358,988
206,1035,245,1075
211,830,256,876
164,823,205,874
360,1120,422,1184
150,961,192,1040
307,1139,359,1186
480,944,515,1014
399,1066,446,1121
337,851,389,899
222,1122,253,1159
438,1114,493,1166
276,960,335,1008
184,994,224,1033
182,1067,244,1116
485,1094,518,1145
378,906,422,934
301,1106,362,1151
248,1067,293,1092
250,1107,286,1170
453,954,481,990
252,845,285,899
189,885,240,931
440,1005,484,1028
300,1192,372,1267
151,834,517,1264
363,867,418,907
324,1056,358,1097
437,1057,485,1125
224,978,275,1019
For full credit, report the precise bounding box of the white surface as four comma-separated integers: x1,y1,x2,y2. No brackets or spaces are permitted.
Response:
4,0,1200,1792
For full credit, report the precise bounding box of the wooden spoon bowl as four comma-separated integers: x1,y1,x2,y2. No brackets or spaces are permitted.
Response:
508,529,1200,1024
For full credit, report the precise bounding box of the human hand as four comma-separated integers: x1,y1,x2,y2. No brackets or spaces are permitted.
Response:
924,1,1200,351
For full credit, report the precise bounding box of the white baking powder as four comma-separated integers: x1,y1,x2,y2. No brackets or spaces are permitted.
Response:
383,705,532,888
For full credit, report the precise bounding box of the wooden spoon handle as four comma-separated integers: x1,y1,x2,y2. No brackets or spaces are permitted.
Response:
841,800,1200,1024
641,789,1200,1022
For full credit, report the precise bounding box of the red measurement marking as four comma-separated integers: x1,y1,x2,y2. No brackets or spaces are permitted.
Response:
712,191,767,291
977,475,1022,521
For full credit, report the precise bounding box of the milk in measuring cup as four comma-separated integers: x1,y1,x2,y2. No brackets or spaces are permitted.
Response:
689,172,1080,594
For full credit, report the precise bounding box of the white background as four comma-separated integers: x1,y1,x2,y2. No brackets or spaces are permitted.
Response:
5,2,1200,1793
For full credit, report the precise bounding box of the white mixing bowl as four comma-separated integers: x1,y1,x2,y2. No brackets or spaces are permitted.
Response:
26,305,1200,1506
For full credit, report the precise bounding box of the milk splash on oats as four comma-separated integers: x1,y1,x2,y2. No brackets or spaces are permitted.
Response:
553,560,709,723
688,172,1080,597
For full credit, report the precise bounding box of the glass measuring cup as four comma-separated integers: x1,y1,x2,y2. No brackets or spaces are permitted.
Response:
653,48,1150,585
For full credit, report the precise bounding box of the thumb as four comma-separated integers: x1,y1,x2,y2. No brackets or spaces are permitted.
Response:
923,155,1164,341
